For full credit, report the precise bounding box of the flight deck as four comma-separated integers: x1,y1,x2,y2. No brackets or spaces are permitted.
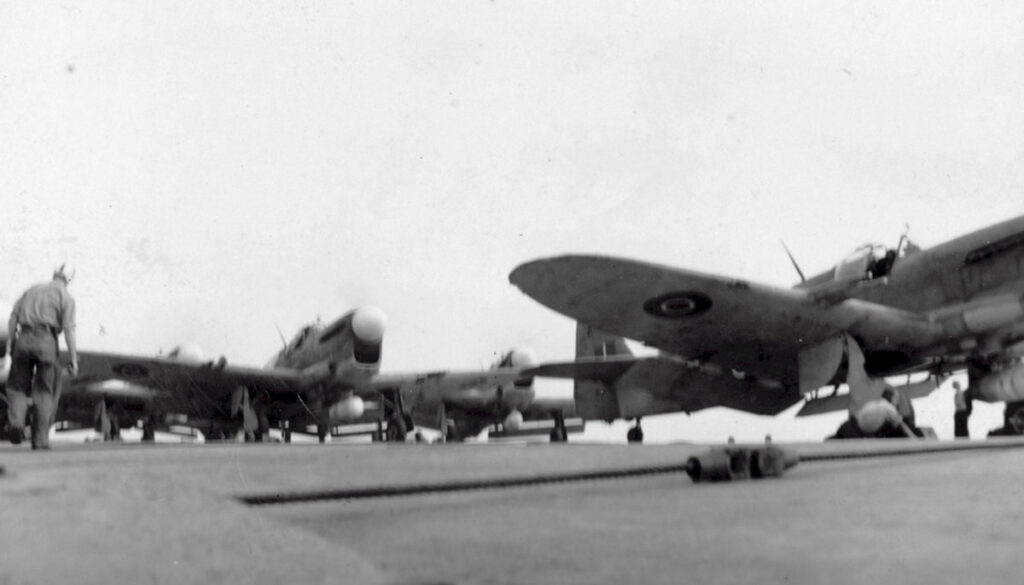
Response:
1,440,1021,584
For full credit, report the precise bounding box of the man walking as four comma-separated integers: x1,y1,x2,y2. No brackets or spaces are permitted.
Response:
5,265,78,449
953,381,972,438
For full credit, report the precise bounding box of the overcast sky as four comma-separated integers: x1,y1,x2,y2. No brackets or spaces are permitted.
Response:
2,2,1022,442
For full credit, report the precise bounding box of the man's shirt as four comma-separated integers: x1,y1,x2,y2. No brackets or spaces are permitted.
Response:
11,280,76,334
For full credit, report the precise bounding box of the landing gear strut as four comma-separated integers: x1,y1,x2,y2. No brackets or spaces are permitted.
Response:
627,418,644,444
142,414,157,442
382,389,412,442
386,412,408,442
94,400,121,441
549,412,568,443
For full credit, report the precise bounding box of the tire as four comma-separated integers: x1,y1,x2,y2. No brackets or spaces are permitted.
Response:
549,427,566,443
1007,403,1024,435
386,415,408,442
627,427,644,443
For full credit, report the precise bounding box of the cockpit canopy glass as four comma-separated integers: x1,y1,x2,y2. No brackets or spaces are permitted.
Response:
835,243,895,283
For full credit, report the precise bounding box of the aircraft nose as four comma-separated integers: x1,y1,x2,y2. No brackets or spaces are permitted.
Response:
508,346,539,368
352,306,387,344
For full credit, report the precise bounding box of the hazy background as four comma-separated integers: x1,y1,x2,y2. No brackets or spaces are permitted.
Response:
2,1,1022,442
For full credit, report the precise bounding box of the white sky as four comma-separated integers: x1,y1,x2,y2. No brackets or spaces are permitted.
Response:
2,1,1022,442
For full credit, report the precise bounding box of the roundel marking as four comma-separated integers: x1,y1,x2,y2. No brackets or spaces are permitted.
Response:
113,363,150,379
642,291,712,318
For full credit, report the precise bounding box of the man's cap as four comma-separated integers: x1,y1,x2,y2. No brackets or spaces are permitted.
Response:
53,263,75,283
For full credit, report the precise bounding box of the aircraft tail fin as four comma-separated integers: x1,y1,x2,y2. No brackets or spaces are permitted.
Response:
571,323,632,420
576,323,633,359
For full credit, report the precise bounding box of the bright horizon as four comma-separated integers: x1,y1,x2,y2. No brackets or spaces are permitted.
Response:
3,1,1022,442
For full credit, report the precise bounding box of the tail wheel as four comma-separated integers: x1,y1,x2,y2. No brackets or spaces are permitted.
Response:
627,426,644,444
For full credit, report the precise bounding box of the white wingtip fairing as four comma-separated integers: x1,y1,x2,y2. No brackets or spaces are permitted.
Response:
352,306,387,344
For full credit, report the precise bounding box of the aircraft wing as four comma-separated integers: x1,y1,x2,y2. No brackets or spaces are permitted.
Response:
73,350,303,402
796,377,942,417
510,255,939,386
525,356,639,381
74,349,533,426
364,368,526,404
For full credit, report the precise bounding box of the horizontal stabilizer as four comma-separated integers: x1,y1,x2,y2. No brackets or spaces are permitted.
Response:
526,356,640,381
797,377,940,417
577,323,633,359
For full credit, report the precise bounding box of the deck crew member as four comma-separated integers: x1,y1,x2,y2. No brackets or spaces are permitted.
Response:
5,265,78,449
953,381,972,438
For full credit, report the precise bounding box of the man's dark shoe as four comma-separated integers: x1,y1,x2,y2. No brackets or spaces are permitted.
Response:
7,427,24,445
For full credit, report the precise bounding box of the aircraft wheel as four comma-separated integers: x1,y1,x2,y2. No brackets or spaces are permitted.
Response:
249,411,269,443
627,426,644,444
549,426,566,443
386,415,408,442
140,415,158,442
317,423,329,443
444,422,462,443
1007,403,1024,435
